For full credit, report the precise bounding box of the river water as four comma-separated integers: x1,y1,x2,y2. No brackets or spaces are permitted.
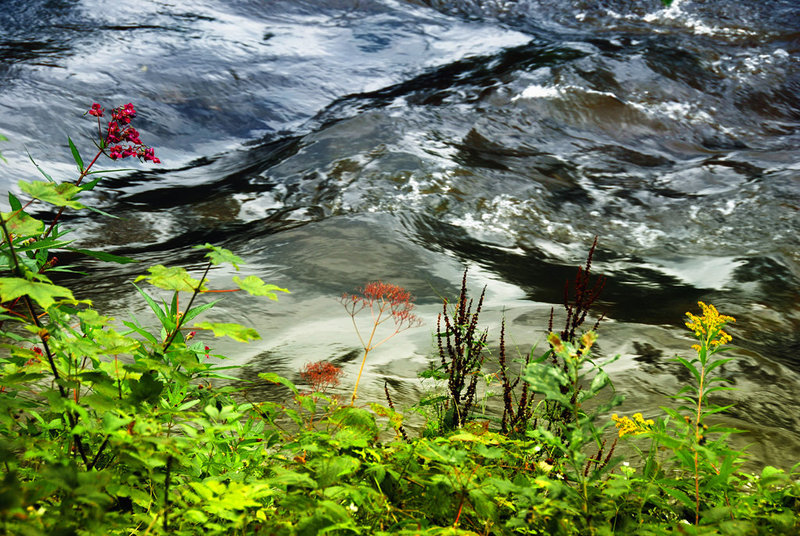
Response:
1,0,798,467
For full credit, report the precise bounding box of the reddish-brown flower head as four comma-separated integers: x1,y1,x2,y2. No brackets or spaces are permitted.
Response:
300,361,343,393
340,281,421,330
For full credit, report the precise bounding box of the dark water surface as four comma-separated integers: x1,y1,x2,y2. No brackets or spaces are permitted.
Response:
1,0,798,467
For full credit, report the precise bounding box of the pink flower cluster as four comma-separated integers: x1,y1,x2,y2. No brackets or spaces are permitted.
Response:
87,102,160,163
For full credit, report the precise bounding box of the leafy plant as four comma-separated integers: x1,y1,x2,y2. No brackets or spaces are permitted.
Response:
0,103,797,535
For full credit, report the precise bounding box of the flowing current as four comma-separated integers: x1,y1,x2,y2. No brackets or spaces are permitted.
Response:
1,0,798,467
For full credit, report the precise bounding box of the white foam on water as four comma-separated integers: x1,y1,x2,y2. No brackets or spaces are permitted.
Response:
513,83,620,102
650,256,746,290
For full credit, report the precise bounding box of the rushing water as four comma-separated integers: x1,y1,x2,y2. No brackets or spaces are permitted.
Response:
1,0,798,467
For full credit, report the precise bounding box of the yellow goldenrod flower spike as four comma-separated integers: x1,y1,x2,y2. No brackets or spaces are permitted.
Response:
685,301,735,351
612,413,654,438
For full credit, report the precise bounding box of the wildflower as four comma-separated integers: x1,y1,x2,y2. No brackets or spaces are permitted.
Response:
108,145,123,160
124,127,142,145
341,282,421,330
340,281,423,403
548,332,565,354
300,361,343,393
204,345,211,359
612,412,654,438
87,102,159,164
685,301,735,352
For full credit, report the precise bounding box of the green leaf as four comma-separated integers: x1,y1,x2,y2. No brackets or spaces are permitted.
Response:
128,372,164,405
258,372,298,394
68,248,138,264
193,243,243,269
12,237,72,254
705,358,732,375
84,205,119,219
587,369,610,396
181,300,219,324
26,150,54,182
7,192,21,211
673,356,701,384
131,283,168,328
135,265,205,292
660,485,695,510
2,211,44,237
194,321,260,342
0,277,74,309
78,176,102,192
19,180,84,209
233,275,290,300
68,137,84,172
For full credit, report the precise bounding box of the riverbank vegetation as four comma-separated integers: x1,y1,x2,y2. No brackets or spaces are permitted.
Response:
0,105,798,535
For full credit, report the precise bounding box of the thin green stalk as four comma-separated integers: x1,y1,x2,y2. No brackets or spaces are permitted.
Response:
162,261,212,353
351,301,386,404
40,148,103,241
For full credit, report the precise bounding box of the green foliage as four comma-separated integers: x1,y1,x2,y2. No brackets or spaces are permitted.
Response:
0,107,797,536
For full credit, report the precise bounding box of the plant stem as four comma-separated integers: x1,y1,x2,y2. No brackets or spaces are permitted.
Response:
351,301,386,404
162,261,212,353
40,148,103,241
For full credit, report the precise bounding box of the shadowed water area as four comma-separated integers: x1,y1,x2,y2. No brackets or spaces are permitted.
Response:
0,0,798,467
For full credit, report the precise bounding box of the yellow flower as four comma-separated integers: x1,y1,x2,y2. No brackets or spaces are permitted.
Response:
612,412,654,438
685,301,735,350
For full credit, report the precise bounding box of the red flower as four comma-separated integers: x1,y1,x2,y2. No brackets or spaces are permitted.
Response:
300,361,343,393
87,102,160,165
341,281,421,330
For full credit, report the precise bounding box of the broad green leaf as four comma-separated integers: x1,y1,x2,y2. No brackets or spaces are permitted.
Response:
68,248,138,264
193,321,260,342
19,180,84,209
2,211,44,237
233,275,289,300
7,192,21,211
588,369,610,396
68,137,84,171
135,265,205,292
128,372,164,405
93,329,141,355
193,243,243,269
258,372,299,394
0,277,74,309
101,412,131,433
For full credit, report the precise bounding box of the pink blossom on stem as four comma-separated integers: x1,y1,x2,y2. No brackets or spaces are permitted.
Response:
87,102,160,165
